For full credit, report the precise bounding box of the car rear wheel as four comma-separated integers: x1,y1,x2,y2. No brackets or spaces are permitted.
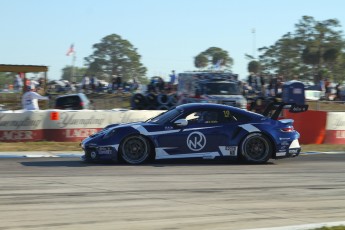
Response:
240,133,272,163
120,135,151,164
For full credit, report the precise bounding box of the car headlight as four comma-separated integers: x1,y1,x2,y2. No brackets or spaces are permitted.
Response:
103,129,116,139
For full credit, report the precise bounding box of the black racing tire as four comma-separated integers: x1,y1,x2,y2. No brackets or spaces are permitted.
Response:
157,94,169,105
168,94,178,106
240,133,272,164
146,93,158,109
120,135,151,164
131,93,147,110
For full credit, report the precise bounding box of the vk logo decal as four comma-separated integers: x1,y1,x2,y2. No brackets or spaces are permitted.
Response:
187,131,206,151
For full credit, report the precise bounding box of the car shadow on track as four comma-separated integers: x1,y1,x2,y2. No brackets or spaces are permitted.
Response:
20,158,275,167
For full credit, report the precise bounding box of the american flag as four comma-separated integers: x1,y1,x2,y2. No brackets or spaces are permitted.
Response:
66,44,75,56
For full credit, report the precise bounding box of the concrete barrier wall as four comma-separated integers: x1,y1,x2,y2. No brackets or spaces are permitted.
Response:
0,110,163,142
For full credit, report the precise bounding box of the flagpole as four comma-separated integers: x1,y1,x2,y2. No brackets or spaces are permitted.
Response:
70,52,76,82
66,44,76,82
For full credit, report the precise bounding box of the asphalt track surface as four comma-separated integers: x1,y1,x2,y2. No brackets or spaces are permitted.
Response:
0,153,345,230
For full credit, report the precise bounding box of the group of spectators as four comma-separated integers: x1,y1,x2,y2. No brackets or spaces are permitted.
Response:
147,70,177,94
79,74,140,93
243,73,345,101
242,73,284,98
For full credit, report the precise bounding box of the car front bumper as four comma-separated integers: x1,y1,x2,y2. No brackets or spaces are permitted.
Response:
82,145,119,162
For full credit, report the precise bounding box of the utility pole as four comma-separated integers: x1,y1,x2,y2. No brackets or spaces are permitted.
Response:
252,28,256,59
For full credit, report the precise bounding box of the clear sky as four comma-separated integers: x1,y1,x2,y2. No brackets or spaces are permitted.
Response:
2,0,345,81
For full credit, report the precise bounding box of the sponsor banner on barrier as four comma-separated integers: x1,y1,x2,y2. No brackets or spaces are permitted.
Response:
0,109,164,142
45,128,102,142
326,112,345,130
0,130,44,142
324,112,345,144
0,111,45,131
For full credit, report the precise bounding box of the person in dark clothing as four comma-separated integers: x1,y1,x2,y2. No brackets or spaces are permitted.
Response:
335,83,342,101
116,76,122,89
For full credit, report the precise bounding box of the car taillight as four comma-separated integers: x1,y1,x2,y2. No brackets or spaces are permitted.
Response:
80,102,84,107
281,127,294,132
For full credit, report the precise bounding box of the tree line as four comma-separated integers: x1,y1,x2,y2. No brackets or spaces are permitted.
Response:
1,15,344,87
252,15,345,84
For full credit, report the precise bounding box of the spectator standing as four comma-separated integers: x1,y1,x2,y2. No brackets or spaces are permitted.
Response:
167,70,177,92
81,75,90,91
90,75,98,92
21,85,49,110
248,72,256,89
269,76,278,97
158,77,165,92
116,75,122,90
14,75,23,91
335,82,342,101
111,75,117,92
325,78,331,100
170,70,176,85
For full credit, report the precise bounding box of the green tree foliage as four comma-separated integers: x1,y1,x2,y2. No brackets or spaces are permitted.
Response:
0,72,15,88
194,54,208,69
84,34,147,82
258,32,302,80
247,60,260,74
61,66,88,83
258,16,345,83
194,47,233,69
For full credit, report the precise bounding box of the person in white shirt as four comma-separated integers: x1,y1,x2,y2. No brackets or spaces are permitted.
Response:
22,85,49,110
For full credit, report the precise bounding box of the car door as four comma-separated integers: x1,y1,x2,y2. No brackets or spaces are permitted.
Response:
155,108,233,159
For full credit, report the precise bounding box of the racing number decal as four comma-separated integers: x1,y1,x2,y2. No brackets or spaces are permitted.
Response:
225,146,237,156
223,110,230,118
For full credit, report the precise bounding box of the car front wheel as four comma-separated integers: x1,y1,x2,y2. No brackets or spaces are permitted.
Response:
240,133,272,163
120,135,151,164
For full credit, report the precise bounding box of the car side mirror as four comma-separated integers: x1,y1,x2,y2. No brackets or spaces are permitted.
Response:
174,119,188,127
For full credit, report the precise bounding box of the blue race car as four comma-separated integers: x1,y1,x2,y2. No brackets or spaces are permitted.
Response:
80,102,308,164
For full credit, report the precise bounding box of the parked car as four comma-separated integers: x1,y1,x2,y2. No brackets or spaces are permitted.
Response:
54,93,91,110
81,102,308,164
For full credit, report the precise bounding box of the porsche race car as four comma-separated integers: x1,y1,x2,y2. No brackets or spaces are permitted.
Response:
80,102,308,164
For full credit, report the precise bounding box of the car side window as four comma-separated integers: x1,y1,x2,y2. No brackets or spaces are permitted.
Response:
230,111,251,122
185,112,200,123
184,110,220,124
219,109,238,123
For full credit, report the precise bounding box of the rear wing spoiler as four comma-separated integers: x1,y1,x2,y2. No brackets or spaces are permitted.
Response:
262,102,308,120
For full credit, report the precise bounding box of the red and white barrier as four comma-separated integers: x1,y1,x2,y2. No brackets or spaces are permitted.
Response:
324,112,345,144
1,109,344,144
0,110,163,142
284,110,327,144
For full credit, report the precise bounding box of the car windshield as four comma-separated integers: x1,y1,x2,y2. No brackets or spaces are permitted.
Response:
146,108,181,124
205,82,240,95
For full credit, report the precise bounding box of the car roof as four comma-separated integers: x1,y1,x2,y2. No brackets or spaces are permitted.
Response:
176,103,264,118
176,103,237,110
